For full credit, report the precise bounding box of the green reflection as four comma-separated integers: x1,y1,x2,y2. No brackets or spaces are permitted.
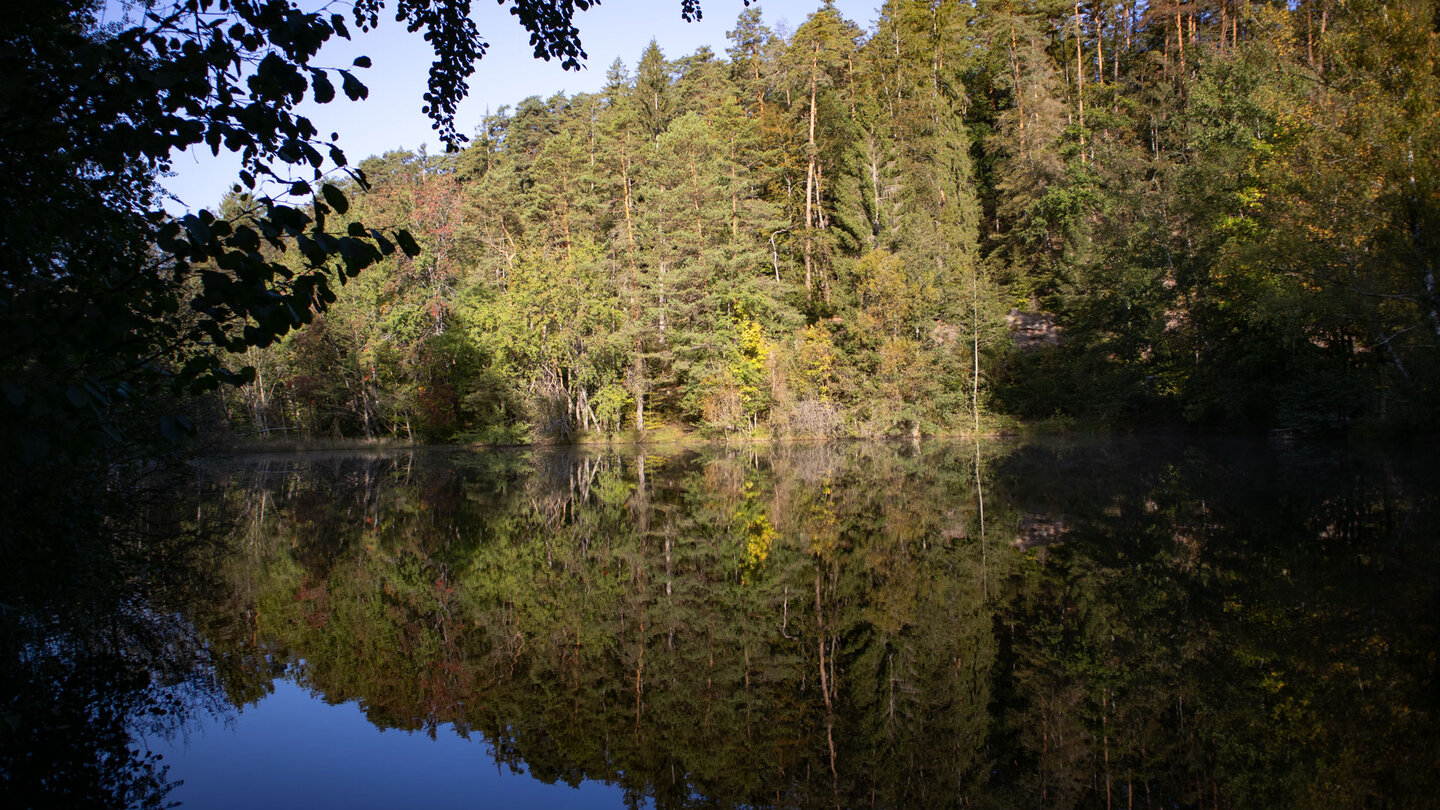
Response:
190,439,1438,809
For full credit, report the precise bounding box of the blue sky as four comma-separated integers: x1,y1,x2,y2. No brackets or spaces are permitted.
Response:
161,0,882,211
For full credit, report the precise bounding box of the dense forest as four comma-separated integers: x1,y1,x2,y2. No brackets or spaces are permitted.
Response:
3,6,1436,805
213,0,1440,442
1,0,1437,459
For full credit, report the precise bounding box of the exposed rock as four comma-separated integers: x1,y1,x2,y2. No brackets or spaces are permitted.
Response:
930,321,960,346
1014,513,1068,550
1007,309,1062,351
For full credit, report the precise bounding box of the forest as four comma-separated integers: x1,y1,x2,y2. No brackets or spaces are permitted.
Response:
212,0,1440,443
1,0,1437,462
3,6,1437,805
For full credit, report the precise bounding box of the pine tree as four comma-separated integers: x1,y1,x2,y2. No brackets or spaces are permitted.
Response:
635,40,675,142
726,6,773,118
784,1,864,301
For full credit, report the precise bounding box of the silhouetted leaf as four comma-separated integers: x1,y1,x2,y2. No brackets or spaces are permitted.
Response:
311,70,335,103
321,183,349,215
340,70,368,101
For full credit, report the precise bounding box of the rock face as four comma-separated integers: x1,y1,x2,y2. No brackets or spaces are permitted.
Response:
1014,513,1068,550
929,321,961,346
1007,309,1062,351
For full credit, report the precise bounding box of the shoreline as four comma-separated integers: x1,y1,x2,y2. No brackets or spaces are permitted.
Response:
207,419,1211,458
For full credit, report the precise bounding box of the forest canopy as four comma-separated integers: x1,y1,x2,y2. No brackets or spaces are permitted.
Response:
2,0,1438,456
217,0,1440,442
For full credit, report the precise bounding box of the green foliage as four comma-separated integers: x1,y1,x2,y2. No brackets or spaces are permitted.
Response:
106,0,1436,444
8,0,1439,467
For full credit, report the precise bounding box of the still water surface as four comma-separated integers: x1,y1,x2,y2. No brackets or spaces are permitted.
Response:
8,437,1439,808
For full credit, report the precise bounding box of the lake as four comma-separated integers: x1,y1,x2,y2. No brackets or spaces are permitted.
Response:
3,437,1436,808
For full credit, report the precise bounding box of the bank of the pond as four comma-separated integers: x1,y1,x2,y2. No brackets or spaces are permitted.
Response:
214,415,1184,458
216,412,1101,455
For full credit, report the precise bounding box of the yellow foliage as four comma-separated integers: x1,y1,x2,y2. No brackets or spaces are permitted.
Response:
790,324,836,400
740,512,775,577
855,249,922,335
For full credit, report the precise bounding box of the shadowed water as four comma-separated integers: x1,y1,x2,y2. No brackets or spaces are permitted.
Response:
3,437,1437,808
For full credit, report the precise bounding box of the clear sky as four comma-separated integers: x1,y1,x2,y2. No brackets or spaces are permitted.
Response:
161,0,882,212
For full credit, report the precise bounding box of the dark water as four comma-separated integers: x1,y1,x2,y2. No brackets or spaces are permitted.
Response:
3,437,1437,808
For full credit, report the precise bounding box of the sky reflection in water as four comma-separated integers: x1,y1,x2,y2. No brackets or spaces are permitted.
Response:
157,679,636,809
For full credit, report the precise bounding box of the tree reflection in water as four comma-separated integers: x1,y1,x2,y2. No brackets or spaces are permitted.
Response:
0,463,236,809
4,438,1437,808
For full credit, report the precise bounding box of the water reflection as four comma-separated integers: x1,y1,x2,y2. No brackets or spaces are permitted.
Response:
0,464,233,809
5,438,1437,808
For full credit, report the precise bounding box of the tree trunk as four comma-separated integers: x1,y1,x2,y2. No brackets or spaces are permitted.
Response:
633,350,646,432
803,43,820,296
1094,1,1104,85
1176,8,1186,77
1075,2,1087,166
1010,27,1028,162
622,140,639,274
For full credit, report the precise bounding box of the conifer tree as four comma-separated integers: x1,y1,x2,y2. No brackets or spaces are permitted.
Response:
784,1,864,301
635,40,676,142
